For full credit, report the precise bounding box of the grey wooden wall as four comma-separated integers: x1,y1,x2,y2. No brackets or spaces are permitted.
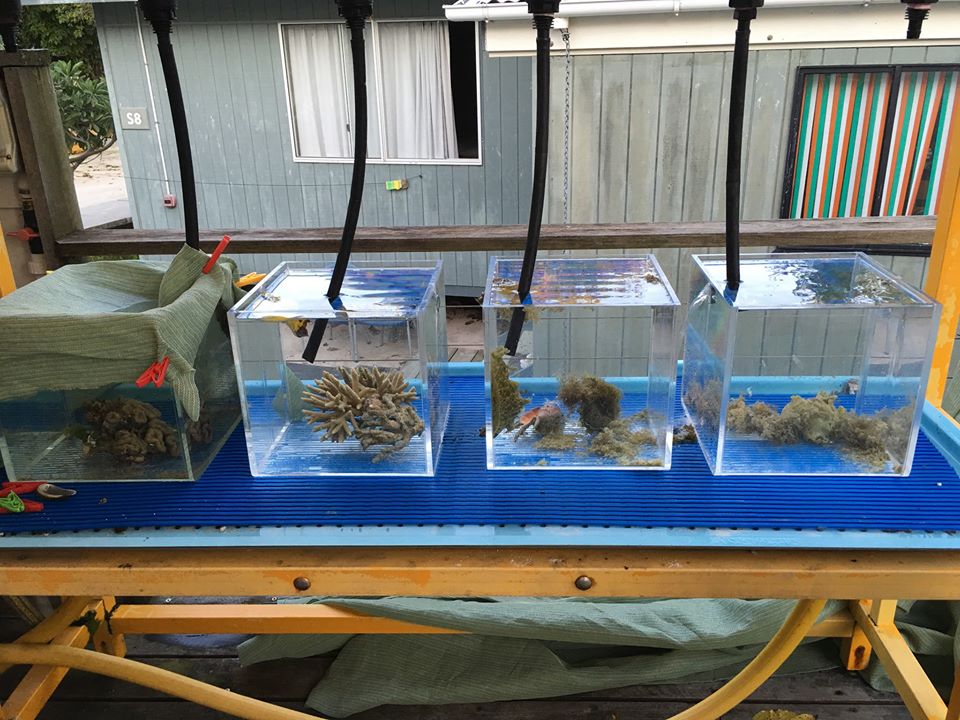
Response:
545,44,960,224
94,0,532,289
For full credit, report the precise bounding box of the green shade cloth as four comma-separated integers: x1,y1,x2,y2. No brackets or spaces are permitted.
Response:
240,597,960,717
239,598,846,717
0,247,237,421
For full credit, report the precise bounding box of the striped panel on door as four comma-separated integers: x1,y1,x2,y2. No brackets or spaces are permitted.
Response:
878,69,959,216
788,71,891,219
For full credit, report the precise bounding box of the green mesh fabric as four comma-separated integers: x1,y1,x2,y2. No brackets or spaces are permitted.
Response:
239,597,960,717
239,598,846,717
0,246,237,421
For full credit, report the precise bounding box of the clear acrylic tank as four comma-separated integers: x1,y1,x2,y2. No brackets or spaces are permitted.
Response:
228,261,448,477
682,252,940,476
483,256,681,470
0,316,241,483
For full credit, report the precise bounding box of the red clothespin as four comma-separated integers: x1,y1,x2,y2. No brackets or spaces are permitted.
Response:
6,227,40,243
136,356,170,388
202,235,232,274
0,483,45,513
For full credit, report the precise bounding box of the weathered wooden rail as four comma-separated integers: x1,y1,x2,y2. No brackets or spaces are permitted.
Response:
56,216,936,257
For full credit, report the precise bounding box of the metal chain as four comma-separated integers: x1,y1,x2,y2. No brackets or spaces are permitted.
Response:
561,26,571,226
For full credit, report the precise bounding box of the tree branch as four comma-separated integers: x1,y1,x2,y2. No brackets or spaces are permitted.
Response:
70,137,117,171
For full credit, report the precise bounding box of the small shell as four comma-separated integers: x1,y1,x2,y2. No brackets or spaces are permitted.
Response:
36,483,77,500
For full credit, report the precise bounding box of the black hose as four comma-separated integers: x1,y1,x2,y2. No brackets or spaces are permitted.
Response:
303,13,369,363
0,0,21,52
504,13,553,356
1,28,15,52
151,18,200,250
725,8,754,293
904,5,929,39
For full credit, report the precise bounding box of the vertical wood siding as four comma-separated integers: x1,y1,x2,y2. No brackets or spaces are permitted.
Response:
95,0,531,290
97,4,957,353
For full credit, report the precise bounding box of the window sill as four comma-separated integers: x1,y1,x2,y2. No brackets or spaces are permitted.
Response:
292,156,483,167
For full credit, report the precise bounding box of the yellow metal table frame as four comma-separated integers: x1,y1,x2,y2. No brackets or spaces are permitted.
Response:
0,548,957,720
2,43,960,720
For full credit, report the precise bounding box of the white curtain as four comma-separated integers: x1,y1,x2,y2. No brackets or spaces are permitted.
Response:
377,21,459,160
283,24,350,158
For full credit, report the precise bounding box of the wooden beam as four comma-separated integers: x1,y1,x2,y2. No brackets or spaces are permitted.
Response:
2,548,960,599
101,602,853,637
924,91,960,409
851,600,947,720
2,601,101,720
2,51,82,270
947,662,960,720
54,216,936,257
91,597,125,658
108,603,467,635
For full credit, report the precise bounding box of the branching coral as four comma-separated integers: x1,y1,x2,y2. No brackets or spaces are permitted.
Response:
80,397,181,464
490,347,527,436
557,375,622,433
302,366,425,463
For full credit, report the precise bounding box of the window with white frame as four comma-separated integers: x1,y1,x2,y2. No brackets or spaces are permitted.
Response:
281,20,481,163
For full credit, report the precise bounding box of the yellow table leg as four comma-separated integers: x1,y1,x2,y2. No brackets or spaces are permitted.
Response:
3,619,99,720
925,85,960,409
851,600,946,720
92,597,126,658
0,596,95,676
947,663,960,720
870,598,899,626
841,603,873,671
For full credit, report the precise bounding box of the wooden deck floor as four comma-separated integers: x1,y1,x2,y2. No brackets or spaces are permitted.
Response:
1,610,914,720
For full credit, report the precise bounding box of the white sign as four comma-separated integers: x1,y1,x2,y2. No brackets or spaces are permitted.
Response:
120,107,149,130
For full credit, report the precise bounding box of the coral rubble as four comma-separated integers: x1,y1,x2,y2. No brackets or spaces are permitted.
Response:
535,432,577,451
727,392,910,468
673,424,698,444
302,366,424,463
683,379,723,429
490,346,527,436
589,414,658,466
557,375,622,433
80,397,180,464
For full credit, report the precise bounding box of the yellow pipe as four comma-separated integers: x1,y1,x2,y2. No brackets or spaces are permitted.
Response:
0,643,323,720
666,599,828,720
0,597,95,675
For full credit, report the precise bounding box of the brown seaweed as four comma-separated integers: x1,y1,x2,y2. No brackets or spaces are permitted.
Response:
589,414,658,466
557,375,622,433
490,346,527,436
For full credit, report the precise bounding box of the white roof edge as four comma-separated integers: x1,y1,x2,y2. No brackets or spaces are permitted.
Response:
444,0,925,21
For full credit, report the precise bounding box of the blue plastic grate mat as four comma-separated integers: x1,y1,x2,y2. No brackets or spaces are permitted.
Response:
2,374,959,534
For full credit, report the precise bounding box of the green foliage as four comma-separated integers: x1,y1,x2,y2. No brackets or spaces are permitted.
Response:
50,60,116,169
20,4,102,74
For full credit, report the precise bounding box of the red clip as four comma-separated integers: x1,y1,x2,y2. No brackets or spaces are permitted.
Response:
135,356,170,388
202,235,231,274
6,227,40,242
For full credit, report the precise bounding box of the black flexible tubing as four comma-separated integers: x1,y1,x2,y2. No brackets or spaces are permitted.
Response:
303,15,368,362
725,9,754,293
504,13,553,356
152,21,199,250
1,28,16,51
